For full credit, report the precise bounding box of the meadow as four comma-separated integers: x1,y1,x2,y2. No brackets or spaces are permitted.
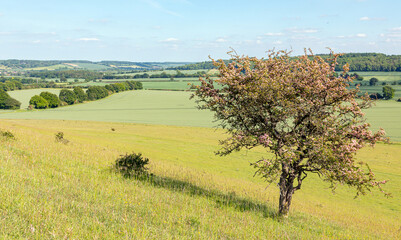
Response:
1,86,401,239
0,118,400,239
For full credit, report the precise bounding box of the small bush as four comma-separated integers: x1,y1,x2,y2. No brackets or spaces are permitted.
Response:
0,130,15,140
55,132,69,144
114,152,149,177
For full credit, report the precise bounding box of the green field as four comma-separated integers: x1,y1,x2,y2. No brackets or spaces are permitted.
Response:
1,90,214,127
8,88,62,109
0,119,399,239
1,88,401,239
355,71,401,82
2,89,401,142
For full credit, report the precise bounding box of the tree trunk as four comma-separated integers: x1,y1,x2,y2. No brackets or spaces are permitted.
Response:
278,168,295,217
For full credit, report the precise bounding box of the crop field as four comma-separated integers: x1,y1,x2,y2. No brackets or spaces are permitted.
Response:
0,119,400,239
355,71,401,82
0,90,214,127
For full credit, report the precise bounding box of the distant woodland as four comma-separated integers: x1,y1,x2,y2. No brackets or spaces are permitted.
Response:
169,53,401,72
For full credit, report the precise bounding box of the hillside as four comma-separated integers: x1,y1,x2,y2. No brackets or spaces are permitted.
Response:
0,119,399,239
0,60,192,72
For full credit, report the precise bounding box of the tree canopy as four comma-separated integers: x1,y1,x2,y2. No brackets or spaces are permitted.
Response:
192,50,389,216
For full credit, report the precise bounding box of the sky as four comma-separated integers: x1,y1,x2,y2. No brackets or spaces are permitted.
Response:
0,0,400,61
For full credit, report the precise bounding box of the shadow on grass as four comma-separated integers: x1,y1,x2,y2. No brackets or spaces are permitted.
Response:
130,173,277,219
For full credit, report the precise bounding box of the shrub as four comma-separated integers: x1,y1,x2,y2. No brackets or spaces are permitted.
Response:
59,89,77,105
40,91,60,108
114,152,149,177
29,95,49,109
0,129,15,140
55,132,69,144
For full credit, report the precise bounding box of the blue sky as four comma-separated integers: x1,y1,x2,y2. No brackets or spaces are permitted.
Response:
0,0,400,61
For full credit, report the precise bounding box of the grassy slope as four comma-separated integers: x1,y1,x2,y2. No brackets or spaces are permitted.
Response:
0,119,400,239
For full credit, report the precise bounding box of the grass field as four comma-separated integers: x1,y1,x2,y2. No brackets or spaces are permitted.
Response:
8,88,62,109
0,119,399,239
2,89,401,141
0,90,214,127
355,71,401,82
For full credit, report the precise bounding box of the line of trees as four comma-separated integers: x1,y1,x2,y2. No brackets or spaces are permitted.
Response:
170,53,401,72
29,81,142,109
102,70,210,80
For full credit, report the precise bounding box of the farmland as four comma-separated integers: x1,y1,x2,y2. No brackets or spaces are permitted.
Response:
1,69,401,239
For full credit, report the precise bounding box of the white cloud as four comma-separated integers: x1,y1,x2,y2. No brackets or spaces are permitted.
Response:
391,27,401,31
160,37,179,43
215,38,227,43
273,40,282,44
78,38,100,41
356,33,367,38
360,16,385,21
32,40,41,43
288,28,318,34
265,32,283,36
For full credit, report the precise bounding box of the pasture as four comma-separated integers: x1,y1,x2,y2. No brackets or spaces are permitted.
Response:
0,119,399,239
2,89,401,141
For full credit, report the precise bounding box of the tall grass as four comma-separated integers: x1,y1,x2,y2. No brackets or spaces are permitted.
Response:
0,119,399,239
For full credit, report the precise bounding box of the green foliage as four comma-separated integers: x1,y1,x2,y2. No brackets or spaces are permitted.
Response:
383,86,395,100
29,95,49,109
0,89,21,109
369,77,379,86
59,89,77,105
40,91,60,108
86,86,109,100
114,152,150,177
3,97,22,109
73,87,87,103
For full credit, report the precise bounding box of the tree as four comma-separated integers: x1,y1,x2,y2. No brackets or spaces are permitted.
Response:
192,50,388,216
0,90,21,109
369,77,379,86
40,91,60,108
29,95,49,109
59,89,77,105
382,86,395,100
73,87,87,103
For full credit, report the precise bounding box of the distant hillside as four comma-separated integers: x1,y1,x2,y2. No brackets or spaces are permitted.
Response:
169,53,401,72
0,60,192,71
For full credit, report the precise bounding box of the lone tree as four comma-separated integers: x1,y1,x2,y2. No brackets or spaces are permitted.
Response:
192,50,388,216
382,86,395,100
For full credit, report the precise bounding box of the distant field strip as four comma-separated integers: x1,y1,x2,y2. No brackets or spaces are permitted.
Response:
2,89,401,141
1,90,214,127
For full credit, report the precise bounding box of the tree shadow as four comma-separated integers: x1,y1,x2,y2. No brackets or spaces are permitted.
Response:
131,173,278,219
